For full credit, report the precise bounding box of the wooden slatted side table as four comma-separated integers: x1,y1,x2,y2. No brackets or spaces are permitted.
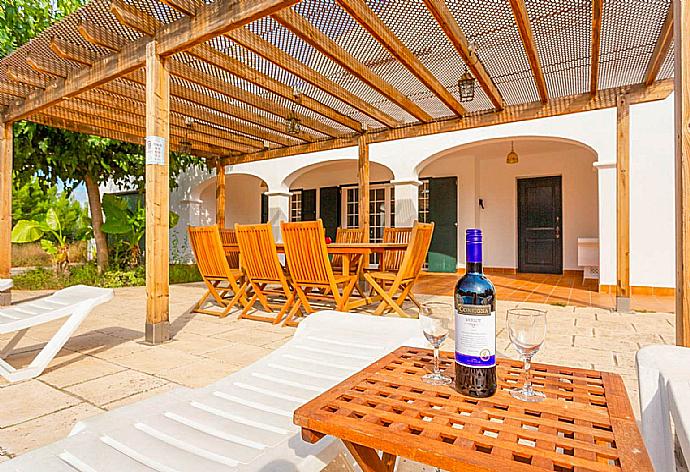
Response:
294,347,652,472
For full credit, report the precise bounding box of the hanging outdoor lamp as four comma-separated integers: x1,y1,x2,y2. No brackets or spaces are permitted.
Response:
506,141,519,165
285,86,303,135
285,105,301,135
179,117,194,155
458,71,475,102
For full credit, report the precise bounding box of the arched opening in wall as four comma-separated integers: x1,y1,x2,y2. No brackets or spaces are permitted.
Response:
416,137,599,276
284,159,394,242
197,173,268,227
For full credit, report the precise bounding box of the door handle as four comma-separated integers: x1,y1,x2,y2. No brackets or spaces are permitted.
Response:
555,216,561,239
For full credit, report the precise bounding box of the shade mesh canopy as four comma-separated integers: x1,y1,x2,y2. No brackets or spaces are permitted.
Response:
0,0,675,161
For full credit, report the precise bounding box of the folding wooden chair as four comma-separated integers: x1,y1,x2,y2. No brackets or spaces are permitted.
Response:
364,222,434,318
188,225,248,318
375,226,422,308
281,220,359,327
331,227,365,274
235,223,295,324
219,228,240,270
380,226,414,272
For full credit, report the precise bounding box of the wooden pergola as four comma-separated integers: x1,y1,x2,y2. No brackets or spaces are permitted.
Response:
0,0,686,346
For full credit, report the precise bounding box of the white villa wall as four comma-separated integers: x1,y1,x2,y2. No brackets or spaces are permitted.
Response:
289,160,393,190
171,94,676,288
419,143,598,271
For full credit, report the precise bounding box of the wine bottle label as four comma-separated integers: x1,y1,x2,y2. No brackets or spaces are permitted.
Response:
455,304,496,368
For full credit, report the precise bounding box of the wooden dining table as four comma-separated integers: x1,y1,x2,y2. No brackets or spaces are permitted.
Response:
223,241,407,276
295,346,653,472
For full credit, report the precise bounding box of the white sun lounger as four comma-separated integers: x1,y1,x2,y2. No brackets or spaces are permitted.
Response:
636,344,690,472
0,311,425,471
0,285,113,383
0,279,11,292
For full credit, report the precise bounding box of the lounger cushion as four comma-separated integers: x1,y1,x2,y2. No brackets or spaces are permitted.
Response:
0,279,11,292
0,311,426,471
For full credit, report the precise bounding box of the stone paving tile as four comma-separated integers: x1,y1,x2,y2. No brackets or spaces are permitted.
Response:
110,347,201,375
38,351,126,389
201,341,273,365
64,369,170,407
0,380,81,428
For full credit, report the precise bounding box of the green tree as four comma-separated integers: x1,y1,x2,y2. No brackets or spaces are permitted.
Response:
0,0,83,57
12,176,90,241
2,0,204,272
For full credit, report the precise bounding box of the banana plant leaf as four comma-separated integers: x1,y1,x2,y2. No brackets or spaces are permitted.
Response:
44,208,61,232
40,239,58,255
11,220,44,243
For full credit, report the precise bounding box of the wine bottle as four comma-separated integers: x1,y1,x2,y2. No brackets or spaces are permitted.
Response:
454,229,497,398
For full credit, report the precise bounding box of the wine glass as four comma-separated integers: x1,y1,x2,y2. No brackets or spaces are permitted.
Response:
420,302,452,385
507,308,547,402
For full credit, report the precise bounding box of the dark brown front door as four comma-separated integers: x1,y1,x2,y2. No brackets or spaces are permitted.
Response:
518,176,562,274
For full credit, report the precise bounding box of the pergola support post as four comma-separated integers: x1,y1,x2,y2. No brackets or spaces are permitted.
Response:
0,122,12,306
358,133,370,241
675,0,690,347
145,41,171,344
215,158,226,228
616,94,631,313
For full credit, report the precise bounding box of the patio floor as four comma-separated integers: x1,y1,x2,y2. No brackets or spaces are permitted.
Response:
415,272,675,312
0,282,675,465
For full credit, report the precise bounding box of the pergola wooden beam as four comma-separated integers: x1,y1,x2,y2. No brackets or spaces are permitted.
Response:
422,0,504,110
227,28,400,128
5,67,50,89
2,0,299,122
273,9,434,123
159,0,201,17
590,0,604,96
645,3,673,86
226,79,673,165
508,0,549,104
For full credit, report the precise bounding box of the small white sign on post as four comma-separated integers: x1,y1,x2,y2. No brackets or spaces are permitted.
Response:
145,136,166,165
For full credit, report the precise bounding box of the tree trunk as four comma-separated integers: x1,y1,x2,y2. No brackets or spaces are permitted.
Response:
85,174,108,272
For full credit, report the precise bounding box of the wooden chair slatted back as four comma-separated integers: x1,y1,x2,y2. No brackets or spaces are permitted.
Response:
281,220,334,285
380,227,414,272
331,227,365,267
397,222,435,281
188,225,231,279
219,229,240,269
234,223,287,285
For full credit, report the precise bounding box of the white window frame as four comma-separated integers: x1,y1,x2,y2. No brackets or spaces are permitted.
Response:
290,190,302,222
340,183,395,234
